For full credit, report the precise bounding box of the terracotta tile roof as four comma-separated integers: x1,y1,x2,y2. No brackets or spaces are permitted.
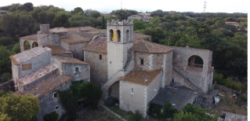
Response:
86,29,106,34
83,37,107,54
19,34,38,41
50,27,67,33
74,32,97,39
46,46,72,55
9,47,51,65
52,56,89,65
133,39,173,54
60,33,90,44
123,68,162,86
66,26,96,32
18,64,58,86
15,74,71,98
133,33,151,40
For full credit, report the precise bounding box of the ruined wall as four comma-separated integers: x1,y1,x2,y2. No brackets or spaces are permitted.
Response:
37,80,72,121
170,46,213,93
84,51,107,87
20,39,38,52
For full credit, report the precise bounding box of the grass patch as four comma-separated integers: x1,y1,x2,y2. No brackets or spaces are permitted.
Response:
213,90,247,115
77,106,121,121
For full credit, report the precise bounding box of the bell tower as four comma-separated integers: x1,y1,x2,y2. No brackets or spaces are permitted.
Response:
107,20,134,79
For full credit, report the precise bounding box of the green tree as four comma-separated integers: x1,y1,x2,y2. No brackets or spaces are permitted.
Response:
52,11,70,27
0,93,40,121
89,11,101,19
43,111,58,121
133,19,147,30
71,7,84,15
0,46,11,74
161,102,177,118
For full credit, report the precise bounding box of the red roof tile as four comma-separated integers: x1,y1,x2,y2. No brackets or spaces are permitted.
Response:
46,46,72,55
133,39,173,54
15,74,71,98
52,56,89,65
83,37,107,54
123,69,162,86
18,64,58,86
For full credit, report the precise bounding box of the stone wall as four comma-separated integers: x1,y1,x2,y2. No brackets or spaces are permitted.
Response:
84,51,107,87
215,84,247,97
37,79,72,121
68,43,88,60
170,46,213,94
0,80,15,92
119,80,146,116
61,63,90,82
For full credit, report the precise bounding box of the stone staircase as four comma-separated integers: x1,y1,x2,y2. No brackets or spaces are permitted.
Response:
173,68,203,94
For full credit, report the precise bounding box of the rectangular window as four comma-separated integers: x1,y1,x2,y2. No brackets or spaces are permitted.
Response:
75,67,79,73
131,88,134,94
99,54,102,60
140,59,144,65
22,64,32,70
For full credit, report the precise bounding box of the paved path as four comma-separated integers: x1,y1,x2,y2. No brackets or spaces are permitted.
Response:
101,104,127,121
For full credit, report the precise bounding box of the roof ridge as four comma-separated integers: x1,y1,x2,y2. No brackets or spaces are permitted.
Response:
141,39,151,53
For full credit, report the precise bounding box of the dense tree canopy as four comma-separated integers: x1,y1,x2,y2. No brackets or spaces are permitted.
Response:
0,91,40,121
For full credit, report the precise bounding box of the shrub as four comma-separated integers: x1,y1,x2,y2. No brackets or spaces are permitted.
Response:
129,110,142,121
43,111,59,121
1,73,11,82
105,96,118,106
161,102,177,118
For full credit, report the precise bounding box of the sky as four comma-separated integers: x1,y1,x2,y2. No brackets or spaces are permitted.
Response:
0,0,248,13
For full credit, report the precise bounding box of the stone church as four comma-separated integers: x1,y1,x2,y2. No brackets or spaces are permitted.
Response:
10,20,214,120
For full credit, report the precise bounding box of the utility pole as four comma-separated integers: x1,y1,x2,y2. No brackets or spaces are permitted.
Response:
203,1,206,13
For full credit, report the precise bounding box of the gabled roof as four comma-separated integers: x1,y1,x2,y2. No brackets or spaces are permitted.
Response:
19,34,38,41
60,33,90,44
83,36,107,54
9,47,51,65
15,74,71,98
18,64,58,86
133,39,173,54
52,56,89,65
66,26,96,32
123,68,162,86
46,46,72,55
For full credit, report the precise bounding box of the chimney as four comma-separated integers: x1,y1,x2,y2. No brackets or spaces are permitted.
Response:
40,24,50,33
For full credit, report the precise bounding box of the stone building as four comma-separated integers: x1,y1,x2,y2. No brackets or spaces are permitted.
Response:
12,19,214,119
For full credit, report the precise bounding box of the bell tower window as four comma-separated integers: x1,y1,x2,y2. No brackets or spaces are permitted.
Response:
109,29,113,41
117,30,121,42
126,30,129,42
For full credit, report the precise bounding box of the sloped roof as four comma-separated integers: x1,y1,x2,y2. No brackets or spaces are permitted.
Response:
60,33,90,44
66,26,96,32
83,37,107,54
15,74,71,98
18,64,58,86
150,86,197,110
46,46,72,55
133,33,151,40
52,56,89,65
123,68,162,86
19,34,38,41
50,27,67,33
133,39,173,54
9,47,51,65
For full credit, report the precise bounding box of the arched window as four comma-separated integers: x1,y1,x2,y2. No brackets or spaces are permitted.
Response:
117,30,121,42
23,40,30,50
188,55,203,68
109,29,113,41
126,30,129,42
32,42,38,48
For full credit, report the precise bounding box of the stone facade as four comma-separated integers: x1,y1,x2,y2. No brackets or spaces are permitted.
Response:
84,51,107,86
13,20,214,119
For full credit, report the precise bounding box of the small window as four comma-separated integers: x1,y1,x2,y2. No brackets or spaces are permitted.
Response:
53,92,58,98
22,63,32,70
55,106,59,110
140,59,144,65
131,88,133,94
75,67,79,73
99,54,102,60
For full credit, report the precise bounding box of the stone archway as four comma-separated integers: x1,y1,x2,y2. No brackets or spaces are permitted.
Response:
108,81,120,99
23,40,31,50
188,55,204,68
32,42,38,48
